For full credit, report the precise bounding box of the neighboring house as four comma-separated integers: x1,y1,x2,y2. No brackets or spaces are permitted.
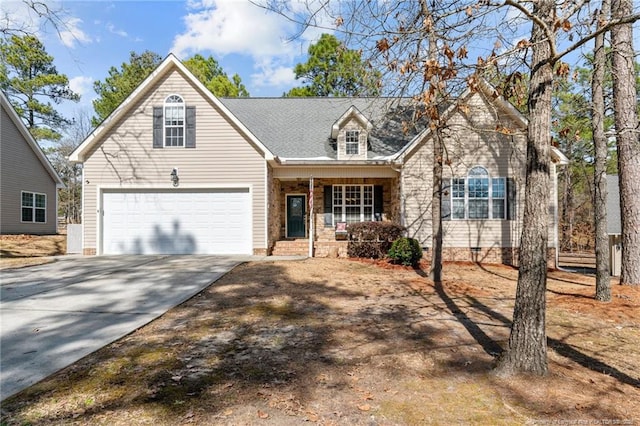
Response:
70,54,568,265
1,91,64,235
607,175,622,276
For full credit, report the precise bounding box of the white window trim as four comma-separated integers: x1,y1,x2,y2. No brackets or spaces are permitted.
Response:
450,167,506,220
345,130,360,155
164,94,185,148
332,184,374,225
21,190,47,223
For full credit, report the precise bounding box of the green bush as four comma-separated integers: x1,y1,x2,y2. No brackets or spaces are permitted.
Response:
388,237,423,266
346,222,405,259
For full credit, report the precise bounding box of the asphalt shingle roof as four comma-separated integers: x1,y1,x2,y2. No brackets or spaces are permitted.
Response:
219,97,422,160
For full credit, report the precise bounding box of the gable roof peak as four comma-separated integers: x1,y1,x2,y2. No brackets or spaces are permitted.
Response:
331,105,374,139
1,91,64,188
69,53,274,162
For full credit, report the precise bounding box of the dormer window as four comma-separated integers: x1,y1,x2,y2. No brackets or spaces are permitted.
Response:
332,106,372,160
346,130,360,155
164,95,185,147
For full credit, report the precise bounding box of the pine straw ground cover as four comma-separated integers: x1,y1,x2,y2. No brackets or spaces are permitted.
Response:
0,235,66,269
1,258,638,425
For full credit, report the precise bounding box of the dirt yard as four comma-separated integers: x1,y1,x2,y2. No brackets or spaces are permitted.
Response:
0,234,66,269
1,256,638,425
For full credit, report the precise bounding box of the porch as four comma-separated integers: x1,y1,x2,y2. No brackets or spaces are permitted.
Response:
268,175,401,257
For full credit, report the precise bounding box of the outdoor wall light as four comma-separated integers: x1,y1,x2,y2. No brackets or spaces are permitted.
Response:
170,168,179,187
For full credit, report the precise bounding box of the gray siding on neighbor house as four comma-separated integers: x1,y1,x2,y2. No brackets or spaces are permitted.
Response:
81,68,267,253
0,106,58,234
402,90,529,249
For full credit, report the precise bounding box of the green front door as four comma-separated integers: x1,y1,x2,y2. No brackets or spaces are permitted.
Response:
286,195,306,238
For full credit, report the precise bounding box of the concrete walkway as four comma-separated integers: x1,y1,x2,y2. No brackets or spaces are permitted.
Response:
0,255,279,401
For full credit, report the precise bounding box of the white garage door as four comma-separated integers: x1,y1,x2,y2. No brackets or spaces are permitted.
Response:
101,189,252,255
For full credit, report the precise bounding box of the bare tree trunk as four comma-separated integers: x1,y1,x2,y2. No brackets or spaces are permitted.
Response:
418,0,444,283
593,0,612,301
611,0,640,286
431,129,444,283
495,0,554,376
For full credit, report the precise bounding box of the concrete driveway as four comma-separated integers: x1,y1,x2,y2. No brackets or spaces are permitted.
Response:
0,255,250,401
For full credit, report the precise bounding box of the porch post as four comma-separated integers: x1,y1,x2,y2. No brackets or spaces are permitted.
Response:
309,176,314,257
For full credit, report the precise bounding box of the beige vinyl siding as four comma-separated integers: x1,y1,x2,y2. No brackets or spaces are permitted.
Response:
402,91,527,249
0,106,58,234
81,68,266,252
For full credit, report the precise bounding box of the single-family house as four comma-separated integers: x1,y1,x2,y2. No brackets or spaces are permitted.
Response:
69,54,568,265
1,91,64,235
607,174,622,276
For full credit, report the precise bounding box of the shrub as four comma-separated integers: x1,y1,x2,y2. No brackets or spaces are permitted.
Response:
346,222,405,259
388,237,423,266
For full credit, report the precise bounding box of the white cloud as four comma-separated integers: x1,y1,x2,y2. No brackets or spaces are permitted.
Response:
0,0,41,35
0,1,91,48
171,0,299,60
106,23,128,38
251,62,296,89
69,75,94,99
59,17,92,48
171,0,336,94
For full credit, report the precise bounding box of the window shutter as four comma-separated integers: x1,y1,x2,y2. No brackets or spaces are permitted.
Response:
323,185,333,226
185,106,196,148
153,106,163,148
507,178,516,220
441,179,451,221
374,185,383,221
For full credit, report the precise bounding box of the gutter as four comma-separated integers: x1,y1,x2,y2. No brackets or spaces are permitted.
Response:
271,157,396,166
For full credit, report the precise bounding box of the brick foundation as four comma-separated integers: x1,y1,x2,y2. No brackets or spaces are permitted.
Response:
83,248,96,255
432,247,557,268
309,244,557,268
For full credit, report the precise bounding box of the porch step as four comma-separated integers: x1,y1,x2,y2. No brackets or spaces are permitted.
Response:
271,240,310,256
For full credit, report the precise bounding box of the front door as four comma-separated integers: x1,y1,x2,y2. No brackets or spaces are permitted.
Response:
286,195,306,238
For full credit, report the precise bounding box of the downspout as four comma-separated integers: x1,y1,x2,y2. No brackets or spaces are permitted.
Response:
81,165,86,255
553,162,560,269
391,162,404,227
308,175,314,258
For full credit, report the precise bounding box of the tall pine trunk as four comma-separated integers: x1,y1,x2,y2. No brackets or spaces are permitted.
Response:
611,0,640,286
593,0,612,301
495,0,554,376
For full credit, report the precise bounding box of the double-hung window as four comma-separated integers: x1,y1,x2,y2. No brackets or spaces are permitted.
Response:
345,130,359,155
450,166,506,220
21,191,46,223
164,95,185,147
333,185,373,224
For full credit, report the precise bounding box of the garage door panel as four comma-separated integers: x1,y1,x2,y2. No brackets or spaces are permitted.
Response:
102,189,251,255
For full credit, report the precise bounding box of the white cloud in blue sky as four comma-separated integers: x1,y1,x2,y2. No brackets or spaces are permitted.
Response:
69,75,94,100
170,0,332,93
59,17,92,48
